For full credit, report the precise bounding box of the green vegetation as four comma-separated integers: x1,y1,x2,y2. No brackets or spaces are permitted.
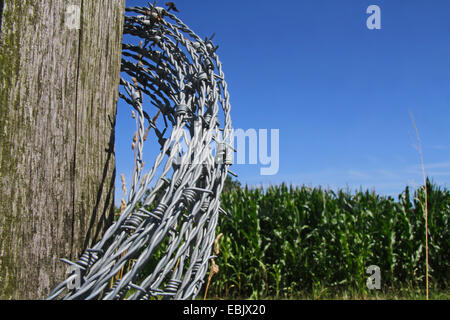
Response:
206,178,449,299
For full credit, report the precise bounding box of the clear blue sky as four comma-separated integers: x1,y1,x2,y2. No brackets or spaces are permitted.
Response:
115,0,450,205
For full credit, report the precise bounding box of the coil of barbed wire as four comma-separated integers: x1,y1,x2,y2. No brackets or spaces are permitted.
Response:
47,4,233,300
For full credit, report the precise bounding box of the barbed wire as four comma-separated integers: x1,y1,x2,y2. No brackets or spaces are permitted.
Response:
47,3,233,300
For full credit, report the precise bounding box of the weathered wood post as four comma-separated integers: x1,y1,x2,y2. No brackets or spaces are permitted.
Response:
0,0,125,299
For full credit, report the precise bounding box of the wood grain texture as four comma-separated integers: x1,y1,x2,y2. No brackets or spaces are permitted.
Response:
0,0,125,299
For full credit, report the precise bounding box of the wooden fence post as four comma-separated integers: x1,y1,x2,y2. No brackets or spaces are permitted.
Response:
0,0,125,299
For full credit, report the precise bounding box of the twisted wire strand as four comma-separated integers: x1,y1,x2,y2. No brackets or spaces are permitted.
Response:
47,4,232,300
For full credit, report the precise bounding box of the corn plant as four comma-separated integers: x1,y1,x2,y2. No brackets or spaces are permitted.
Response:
208,180,449,299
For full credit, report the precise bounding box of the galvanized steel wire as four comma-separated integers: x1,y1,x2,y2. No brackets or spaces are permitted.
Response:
47,4,233,300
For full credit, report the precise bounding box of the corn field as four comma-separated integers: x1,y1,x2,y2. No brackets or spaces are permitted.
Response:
208,179,449,299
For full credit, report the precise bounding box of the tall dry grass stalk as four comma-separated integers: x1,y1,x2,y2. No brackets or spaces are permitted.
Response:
409,110,429,300
204,233,223,300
